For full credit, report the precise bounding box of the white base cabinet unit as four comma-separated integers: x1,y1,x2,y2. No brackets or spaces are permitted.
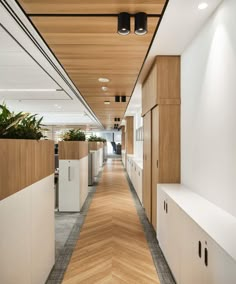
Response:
59,157,88,212
157,184,236,284
59,141,88,212
126,155,143,205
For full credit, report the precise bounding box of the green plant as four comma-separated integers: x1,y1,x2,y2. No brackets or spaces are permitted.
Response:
0,103,46,140
62,129,86,141
87,135,106,142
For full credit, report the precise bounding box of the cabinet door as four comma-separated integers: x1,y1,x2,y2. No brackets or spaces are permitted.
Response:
206,241,236,284
165,197,181,283
180,212,206,284
59,160,80,211
157,188,167,254
152,106,159,231
143,111,152,221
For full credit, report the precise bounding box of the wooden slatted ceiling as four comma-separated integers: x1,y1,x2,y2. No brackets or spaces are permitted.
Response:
18,0,166,129
17,0,166,15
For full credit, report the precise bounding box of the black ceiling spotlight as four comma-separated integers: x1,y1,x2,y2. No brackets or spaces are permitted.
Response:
114,118,117,121
135,12,147,35
118,12,130,35
121,96,126,102
115,95,120,102
117,118,120,121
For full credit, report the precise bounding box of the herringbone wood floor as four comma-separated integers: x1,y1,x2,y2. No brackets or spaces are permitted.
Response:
62,158,160,284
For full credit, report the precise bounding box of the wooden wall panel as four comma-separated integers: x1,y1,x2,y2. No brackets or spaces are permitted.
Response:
157,56,181,102
143,111,152,222
142,62,158,116
121,126,125,150
59,141,88,160
159,105,180,183
151,106,159,231
125,116,134,155
0,140,54,201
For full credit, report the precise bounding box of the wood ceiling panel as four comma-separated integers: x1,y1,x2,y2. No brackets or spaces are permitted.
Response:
17,1,167,129
18,0,166,15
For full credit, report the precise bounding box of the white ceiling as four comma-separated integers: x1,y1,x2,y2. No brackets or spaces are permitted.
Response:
0,2,102,128
125,0,223,116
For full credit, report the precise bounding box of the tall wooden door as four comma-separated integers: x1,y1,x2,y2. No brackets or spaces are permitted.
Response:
143,111,152,222
151,106,159,230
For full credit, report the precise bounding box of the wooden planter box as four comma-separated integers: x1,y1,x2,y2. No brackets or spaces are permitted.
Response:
0,139,54,284
58,141,88,212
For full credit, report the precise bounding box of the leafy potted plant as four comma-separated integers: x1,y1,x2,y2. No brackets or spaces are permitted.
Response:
62,128,86,141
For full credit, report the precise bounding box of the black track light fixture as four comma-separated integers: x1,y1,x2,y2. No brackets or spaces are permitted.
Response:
118,12,130,35
121,96,126,102
135,12,147,35
115,95,120,102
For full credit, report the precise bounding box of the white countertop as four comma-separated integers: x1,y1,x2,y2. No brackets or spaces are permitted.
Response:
159,184,236,262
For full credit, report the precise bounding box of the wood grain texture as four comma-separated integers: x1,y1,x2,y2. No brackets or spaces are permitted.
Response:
125,116,133,155
143,111,152,222
16,0,166,129
18,0,166,15
151,106,159,231
159,105,180,183
88,141,104,151
142,56,181,116
59,141,88,160
142,61,158,116
62,158,160,284
121,126,125,150
0,139,54,201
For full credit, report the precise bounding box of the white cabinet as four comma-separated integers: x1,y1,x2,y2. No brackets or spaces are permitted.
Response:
126,156,143,205
157,185,236,284
157,189,181,283
59,158,88,212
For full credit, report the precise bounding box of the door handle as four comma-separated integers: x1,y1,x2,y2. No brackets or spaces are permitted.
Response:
68,166,71,181
198,241,202,258
204,248,208,267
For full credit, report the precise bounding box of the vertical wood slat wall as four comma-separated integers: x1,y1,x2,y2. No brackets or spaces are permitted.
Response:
142,56,181,231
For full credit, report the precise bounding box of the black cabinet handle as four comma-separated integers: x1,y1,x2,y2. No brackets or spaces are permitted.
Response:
198,241,202,258
204,248,208,266
164,201,166,211
166,203,168,213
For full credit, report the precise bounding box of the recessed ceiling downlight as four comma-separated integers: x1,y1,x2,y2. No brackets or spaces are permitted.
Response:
101,86,108,91
98,77,110,83
198,2,208,10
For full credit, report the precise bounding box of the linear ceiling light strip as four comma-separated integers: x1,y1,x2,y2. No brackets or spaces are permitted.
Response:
1,0,104,129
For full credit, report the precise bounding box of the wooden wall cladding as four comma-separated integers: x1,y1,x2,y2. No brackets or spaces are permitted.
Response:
125,116,134,154
121,126,126,150
0,140,54,201
59,141,88,160
142,56,180,116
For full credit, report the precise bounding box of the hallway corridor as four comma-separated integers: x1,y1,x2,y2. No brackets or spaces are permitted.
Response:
62,158,160,284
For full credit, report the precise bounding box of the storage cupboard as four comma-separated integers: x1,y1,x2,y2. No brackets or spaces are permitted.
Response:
157,184,236,284
142,56,180,229
59,141,88,212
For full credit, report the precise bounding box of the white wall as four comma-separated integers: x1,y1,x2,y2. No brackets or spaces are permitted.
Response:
181,0,236,217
